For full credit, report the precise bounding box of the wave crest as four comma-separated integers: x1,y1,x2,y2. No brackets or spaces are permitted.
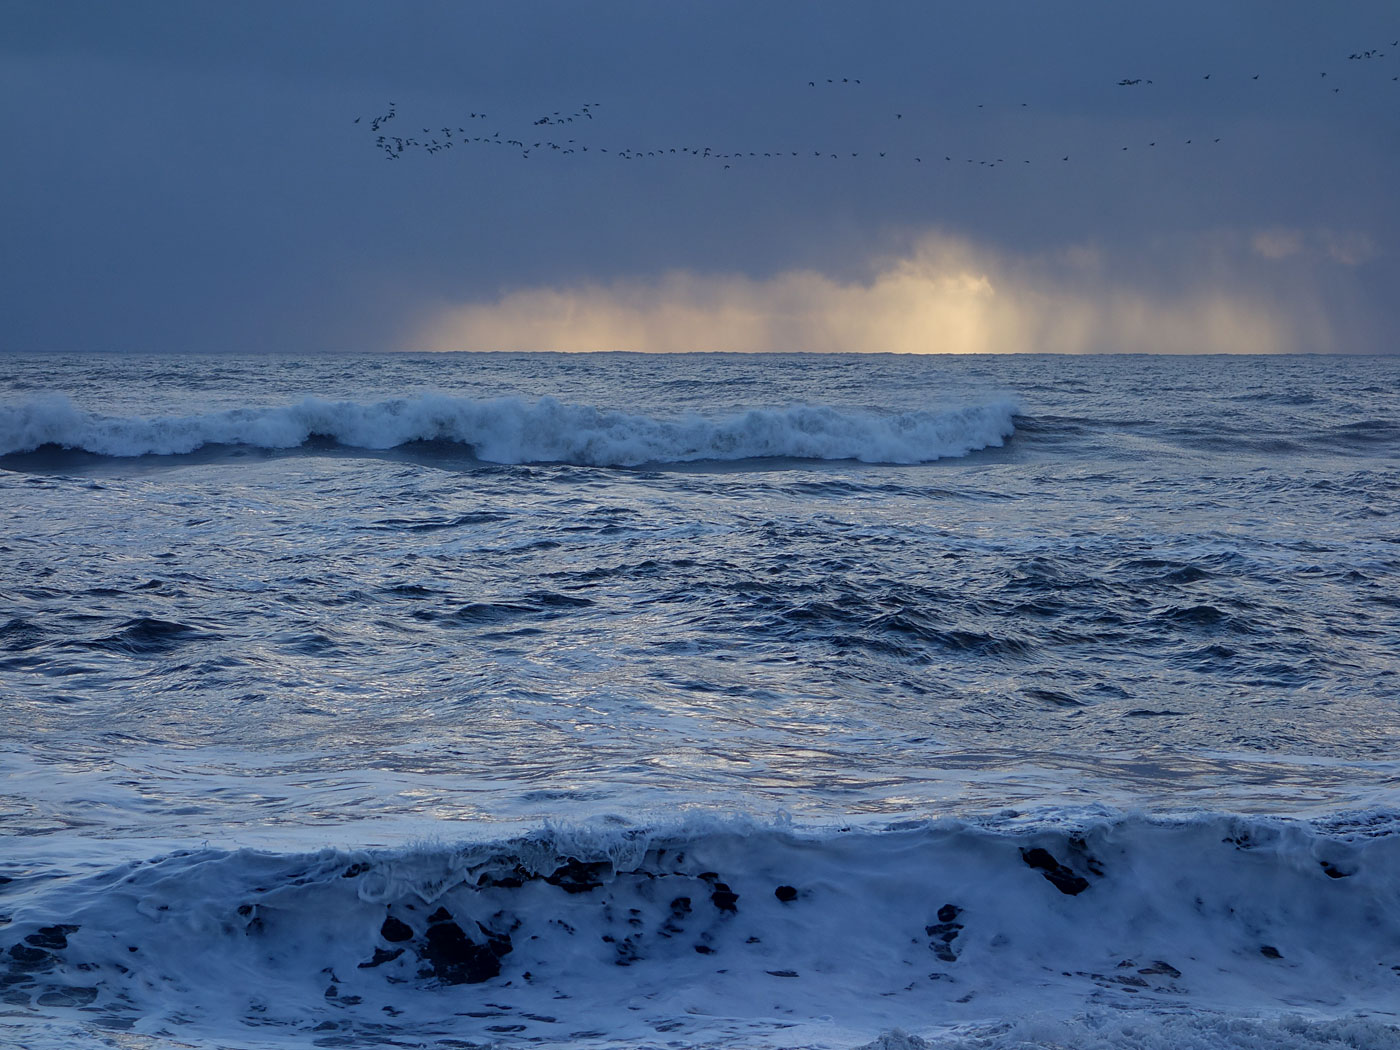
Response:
3,813,1398,1045
0,393,1018,466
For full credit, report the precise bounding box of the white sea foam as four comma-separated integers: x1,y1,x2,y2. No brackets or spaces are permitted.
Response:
889,1013,1400,1050
0,393,1018,465
3,813,1397,1048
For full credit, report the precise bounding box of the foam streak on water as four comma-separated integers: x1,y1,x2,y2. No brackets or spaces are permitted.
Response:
2,351,1399,1049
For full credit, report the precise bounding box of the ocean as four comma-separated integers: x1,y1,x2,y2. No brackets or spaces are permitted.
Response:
1,351,1398,1050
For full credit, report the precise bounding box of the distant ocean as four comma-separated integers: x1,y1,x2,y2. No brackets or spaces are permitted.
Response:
2,351,1399,1050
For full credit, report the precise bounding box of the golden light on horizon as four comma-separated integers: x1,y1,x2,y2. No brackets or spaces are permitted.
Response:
413,232,1336,355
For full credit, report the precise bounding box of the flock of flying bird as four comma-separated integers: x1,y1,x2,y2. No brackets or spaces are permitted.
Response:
354,41,1398,172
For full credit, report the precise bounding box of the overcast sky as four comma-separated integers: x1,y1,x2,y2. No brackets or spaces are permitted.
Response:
2,1,1397,353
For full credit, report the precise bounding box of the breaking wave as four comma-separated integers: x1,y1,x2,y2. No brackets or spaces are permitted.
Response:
3,812,1398,1047
0,393,1017,466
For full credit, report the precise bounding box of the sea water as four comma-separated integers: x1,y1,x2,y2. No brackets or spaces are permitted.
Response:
1,351,1398,1049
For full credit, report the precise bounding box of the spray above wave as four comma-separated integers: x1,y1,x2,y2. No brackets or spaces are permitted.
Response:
0,393,1017,466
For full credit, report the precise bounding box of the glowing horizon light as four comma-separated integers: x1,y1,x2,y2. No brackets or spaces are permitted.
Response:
412,232,1335,355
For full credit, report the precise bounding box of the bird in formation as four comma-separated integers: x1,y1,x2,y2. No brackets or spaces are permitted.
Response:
354,39,1396,170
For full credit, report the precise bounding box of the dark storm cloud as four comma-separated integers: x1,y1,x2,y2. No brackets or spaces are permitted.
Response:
1,1,1396,352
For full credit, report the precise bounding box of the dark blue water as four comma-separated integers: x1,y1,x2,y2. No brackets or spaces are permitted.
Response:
2,352,1398,1048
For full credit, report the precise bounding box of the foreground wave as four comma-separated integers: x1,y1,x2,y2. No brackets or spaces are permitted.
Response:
0,393,1018,466
3,813,1398,1047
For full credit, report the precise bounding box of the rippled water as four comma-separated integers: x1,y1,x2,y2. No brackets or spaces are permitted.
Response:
2,351,1399,1048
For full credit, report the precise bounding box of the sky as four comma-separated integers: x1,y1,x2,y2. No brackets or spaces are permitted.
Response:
1,0,1397,354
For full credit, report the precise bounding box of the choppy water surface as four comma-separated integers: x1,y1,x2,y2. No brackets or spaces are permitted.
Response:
2,352,1399,1049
